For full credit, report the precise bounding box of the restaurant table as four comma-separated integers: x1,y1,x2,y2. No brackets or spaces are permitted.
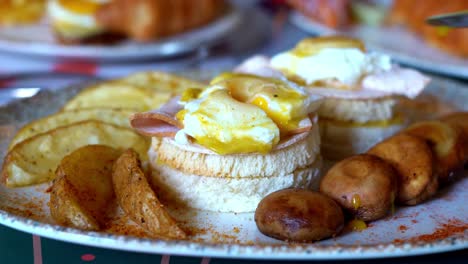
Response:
0,1,467,263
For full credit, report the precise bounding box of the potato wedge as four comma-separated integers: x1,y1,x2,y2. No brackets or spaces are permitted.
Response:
403,121,465,182
8,108,135,151
63,72,204,112
116,71,205,95
50,145,120,230
367,133,438,205
62,83,171,112
49,176,100,230
2,120,149,187
112,149,186,239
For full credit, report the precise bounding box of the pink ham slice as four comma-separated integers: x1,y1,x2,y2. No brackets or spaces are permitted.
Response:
234,55,285,79
361,66,431,99
130,96,183,137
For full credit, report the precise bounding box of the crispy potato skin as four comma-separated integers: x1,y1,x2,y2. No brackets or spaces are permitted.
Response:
50,145,120,230
368,134,438,205
112,149,186,239
255,189,344,242
49,176,100,231
320,154,398,221
403,121,465,182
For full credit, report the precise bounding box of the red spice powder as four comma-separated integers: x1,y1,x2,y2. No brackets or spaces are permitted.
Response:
394,219,468,243
399,225,408,232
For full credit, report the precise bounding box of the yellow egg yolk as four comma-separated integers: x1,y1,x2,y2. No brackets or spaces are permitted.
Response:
0,0,45,25
176,88,280,155
292,36,366,58
57,0,101,15
348,219,367,231
211,73,309,135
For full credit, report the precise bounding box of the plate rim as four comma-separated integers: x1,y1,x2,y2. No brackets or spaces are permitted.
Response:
0,77,467,260
0,209,466,260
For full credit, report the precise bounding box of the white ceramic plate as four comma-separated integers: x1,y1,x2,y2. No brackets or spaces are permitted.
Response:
0,76,467,260
0,8,241,61
290,12,468,79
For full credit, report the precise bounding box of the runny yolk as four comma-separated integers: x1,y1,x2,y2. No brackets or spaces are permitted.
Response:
250,96,302,134
195,134,274,155
58,0,101,14
351,194,361,210
348,219,367,231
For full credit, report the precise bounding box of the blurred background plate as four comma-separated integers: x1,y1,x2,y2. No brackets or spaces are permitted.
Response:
0,7,242,61
291,12,468,79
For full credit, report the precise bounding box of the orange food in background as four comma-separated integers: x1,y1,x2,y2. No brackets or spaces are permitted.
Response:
287,0,351,29
389,0,468,57
0,0,46,25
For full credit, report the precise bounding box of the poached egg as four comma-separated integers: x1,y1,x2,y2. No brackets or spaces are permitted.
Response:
175,74,321,155
270,36,392,88
48,0,109,39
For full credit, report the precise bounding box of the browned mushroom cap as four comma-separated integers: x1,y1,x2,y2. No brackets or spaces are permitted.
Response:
320,154,398,221
368,133,438,205
255,189,344,242
404,120,465,183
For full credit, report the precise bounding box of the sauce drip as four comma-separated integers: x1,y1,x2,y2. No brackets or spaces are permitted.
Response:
351,194,361,210
349,219,367,231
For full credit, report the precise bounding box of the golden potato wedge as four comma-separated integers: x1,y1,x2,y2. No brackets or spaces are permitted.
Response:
112,149,186,239
63,72,204,112
116,71,205,95
403,121,465,182
8,108,135,151
50,145,121,230
2,120,149,187
62,83,171,112
367,133,438,205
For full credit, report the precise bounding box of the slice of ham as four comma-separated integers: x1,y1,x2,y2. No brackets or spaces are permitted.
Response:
306,66,430,99
361,66,431,99
130,96,183,137
234,55,285,79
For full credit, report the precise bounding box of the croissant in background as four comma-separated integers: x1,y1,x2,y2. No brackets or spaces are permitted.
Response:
96,0,226,42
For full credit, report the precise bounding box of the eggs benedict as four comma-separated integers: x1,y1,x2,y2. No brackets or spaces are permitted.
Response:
236,36,430,160
130,74,323,212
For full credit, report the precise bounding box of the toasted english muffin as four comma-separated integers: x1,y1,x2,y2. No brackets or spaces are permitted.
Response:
320,117,407,160
318,96,398,123
150,123,320,178
150,156,323,213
